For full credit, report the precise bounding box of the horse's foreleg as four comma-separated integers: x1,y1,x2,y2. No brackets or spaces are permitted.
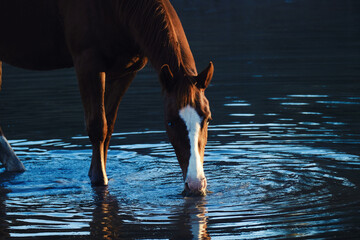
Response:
103,72,136,162
74,54,108,186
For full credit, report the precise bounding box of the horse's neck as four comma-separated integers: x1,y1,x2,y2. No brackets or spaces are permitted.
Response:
116,0,197,76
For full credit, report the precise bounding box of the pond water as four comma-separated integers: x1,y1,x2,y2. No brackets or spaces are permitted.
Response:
1,0,360,239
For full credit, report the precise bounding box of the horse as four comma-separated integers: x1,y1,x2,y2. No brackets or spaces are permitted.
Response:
0,0,214,196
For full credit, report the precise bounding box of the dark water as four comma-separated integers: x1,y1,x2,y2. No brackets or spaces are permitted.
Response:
1,0,360,239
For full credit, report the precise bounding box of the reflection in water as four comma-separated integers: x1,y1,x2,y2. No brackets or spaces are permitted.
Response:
1,113,358,239
171,198,210,240
185,198,210,240
1,110,360,238
90,188,211,240
91,187,122,239
0,173,12,239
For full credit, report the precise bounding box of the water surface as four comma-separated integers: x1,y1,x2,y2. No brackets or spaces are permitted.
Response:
1,0,360,239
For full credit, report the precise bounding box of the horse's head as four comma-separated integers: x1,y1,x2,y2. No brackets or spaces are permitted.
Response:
159,62,214,196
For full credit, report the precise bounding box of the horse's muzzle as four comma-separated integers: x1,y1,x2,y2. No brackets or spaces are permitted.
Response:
182,178,207,197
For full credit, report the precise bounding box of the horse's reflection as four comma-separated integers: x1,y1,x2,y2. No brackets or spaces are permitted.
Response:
90,186,123,239
0,172,20,238
0,187,9,238
171,197,211,240
90,187,211,239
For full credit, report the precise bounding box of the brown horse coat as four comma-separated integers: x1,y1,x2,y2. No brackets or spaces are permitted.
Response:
0,0,213,194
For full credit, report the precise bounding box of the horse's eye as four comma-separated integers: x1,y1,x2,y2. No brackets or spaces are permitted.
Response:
168,117,181,127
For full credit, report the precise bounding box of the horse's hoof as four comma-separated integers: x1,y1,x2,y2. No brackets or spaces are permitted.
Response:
0,135,26,172
5,160,26,172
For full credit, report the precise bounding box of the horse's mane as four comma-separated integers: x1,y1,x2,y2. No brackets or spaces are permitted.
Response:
116,0,198,108
116,0,196,76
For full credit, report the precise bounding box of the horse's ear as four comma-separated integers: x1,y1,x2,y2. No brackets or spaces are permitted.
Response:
159,64,174,93
195,61,214,89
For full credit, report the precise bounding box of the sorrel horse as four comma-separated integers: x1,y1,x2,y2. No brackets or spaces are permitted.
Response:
0,0,214,196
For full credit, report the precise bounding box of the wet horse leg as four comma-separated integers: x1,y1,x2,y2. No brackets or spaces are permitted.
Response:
103,72,136,163
74,53,108,186
87,71,136,177
0,62,25,172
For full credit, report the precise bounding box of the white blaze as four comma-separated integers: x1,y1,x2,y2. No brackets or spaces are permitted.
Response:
179,105,205,184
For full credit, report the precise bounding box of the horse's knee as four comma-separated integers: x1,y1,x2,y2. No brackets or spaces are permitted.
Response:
86,115,108,144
